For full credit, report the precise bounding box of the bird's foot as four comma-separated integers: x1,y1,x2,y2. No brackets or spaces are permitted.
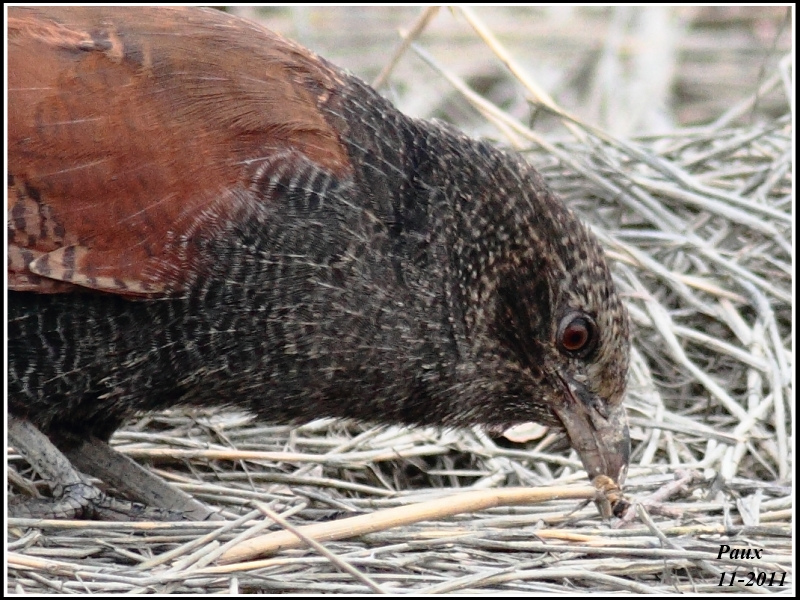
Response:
8,415,221,521
8,481,189,521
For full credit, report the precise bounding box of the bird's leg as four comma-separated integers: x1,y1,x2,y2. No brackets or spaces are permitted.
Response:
7,415,217,521
9,415,99,519
9,415,127,520
64,436,221,521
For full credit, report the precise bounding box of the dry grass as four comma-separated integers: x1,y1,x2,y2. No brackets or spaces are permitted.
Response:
7,6,793,594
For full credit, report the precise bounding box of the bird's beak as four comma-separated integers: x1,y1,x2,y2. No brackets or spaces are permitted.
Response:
551,378,630,486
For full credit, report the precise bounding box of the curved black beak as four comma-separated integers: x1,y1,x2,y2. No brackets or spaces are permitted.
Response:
552,379,630,485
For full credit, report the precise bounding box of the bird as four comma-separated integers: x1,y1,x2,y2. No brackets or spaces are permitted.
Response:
8,6,631,520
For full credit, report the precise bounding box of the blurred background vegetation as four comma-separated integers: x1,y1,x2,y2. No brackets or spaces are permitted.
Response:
224,6,790,137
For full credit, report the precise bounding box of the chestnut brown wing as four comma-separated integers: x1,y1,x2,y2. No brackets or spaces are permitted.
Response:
8,6,352,297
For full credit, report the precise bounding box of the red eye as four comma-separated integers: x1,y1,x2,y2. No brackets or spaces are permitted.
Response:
558,314,597,357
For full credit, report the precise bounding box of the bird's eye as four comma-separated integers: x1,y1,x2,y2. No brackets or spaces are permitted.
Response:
557,313,598,357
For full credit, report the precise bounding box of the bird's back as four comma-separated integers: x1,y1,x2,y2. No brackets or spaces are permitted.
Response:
8,6,353,297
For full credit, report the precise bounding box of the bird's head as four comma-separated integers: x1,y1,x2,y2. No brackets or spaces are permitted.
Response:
443,147,631,485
